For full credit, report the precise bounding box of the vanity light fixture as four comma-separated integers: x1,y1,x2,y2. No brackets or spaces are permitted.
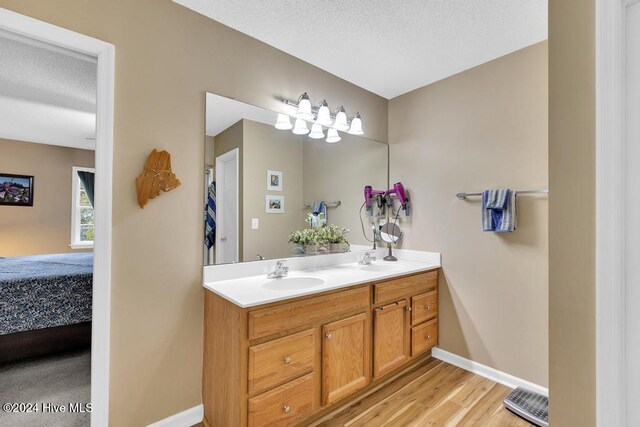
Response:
282,93,364,134
309,123,325,139
274,113,293,130
315,100,332,126
333,107,349,131
296,92,313,120
348,113,364,135
326,128,341,143
292,118,310,135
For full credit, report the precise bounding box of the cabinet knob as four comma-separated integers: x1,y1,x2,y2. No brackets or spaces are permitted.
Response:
425,334,431,340
425,305,431,310
283,356,292,365
283,405,291,414
406,306,412,312
325,333,332,340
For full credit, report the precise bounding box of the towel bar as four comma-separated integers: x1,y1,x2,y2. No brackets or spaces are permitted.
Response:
303,201,342,208
456,189,548,200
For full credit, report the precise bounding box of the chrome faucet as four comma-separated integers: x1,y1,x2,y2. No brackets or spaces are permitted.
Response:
256,254,266,261
267,260,289,279
358,251,376,265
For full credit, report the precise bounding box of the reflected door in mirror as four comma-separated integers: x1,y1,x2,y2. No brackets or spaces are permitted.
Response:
215,148,239,264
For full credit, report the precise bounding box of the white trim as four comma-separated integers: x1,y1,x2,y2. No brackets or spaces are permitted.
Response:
146,404,203,427
596,0,627,425
70,243,94,250
71,166,96,248
0,8,115,427
431,347,548,397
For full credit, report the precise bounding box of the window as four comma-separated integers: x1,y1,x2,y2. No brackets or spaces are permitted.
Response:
71,166,95,249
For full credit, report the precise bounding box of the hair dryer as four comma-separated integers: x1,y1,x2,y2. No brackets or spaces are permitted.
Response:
386,182,407,206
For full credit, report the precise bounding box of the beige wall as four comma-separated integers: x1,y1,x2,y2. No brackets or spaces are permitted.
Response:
389,42,549,386
0,138,95,256
303,134,388,247
549,0,596,425
242,120,305,261
0,0,389,424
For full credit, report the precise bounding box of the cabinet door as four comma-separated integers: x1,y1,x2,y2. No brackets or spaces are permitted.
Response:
373,300,408,378
321,313,370,405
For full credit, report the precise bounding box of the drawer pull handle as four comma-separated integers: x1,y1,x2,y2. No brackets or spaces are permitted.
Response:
325,333,332,340
283,405,291,414
283,356,292,365
425,334,431,340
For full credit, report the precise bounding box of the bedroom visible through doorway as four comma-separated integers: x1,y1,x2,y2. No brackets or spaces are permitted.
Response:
0,28,97,427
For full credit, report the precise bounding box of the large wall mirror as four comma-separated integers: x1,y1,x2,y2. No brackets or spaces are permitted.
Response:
204,93,388,265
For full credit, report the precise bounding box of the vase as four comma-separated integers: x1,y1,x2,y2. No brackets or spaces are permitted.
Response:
329,243,342,253
304,244,318,255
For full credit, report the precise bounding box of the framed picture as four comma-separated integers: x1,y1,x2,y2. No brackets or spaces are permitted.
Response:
0,173,34,207
265,195,284,214
266,170,283,191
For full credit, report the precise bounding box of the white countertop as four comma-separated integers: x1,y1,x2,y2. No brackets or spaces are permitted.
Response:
203,249,441,308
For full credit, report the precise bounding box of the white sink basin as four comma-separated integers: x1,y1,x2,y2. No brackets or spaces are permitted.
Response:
262,276,326,290
359,262,404,272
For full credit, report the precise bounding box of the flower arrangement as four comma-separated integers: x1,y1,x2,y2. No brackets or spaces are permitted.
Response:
316,225,349,245
288,225,349,254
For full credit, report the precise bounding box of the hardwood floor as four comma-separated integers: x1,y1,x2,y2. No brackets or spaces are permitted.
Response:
309,357,533,427
195,357,534,427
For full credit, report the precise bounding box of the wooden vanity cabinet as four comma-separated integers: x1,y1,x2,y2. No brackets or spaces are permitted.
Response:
203,269,439,427
373,300,409,378
322,313,370,405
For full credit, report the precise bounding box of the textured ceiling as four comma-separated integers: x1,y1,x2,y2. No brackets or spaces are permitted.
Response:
0,31,97,150
175,0,547,99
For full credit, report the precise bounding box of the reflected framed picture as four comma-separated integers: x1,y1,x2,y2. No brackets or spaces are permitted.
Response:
0,173,34,207
265,195,284,214
267,170,283,191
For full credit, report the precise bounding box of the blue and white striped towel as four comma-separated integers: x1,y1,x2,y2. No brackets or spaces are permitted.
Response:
205,182,216,249
482,189,517,232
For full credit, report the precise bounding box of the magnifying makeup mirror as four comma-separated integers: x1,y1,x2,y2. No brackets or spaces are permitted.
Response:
380,223,403,261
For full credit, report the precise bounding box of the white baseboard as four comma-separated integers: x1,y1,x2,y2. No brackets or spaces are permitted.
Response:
147,404,203,427
431,347,548,397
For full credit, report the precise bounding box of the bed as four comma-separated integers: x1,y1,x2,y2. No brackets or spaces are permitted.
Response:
0,253,93,364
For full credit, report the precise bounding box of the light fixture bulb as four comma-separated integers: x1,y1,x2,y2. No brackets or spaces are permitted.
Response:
333,107,349,131
274,113,292,130
326,128,341,143
309,123,325,139
292,118,310,135
348,112,364,135
316,100,332,126
296,92,313,120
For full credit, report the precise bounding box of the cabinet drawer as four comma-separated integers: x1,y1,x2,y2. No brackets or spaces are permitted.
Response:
411,318,438,356
248,286,369,340
248,373,315,427
374,270,437,305
248,329,315,395
411,290,438,325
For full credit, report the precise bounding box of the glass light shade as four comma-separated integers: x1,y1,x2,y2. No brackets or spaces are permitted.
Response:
316,100,332,126
292,118,310,135
348,113,364,135
274,113,292,130
296,93,313,120
326,128,341,143
333,108,349,131
309,123,325,139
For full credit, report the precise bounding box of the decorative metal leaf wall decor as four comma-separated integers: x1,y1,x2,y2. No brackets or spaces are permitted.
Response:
136,149,181,208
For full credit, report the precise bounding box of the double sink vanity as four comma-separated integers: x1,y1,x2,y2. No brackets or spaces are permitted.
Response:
202,92,440,426
202,249,441,426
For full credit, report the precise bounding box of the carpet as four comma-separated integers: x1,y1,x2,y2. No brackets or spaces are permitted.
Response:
0,349,90,426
